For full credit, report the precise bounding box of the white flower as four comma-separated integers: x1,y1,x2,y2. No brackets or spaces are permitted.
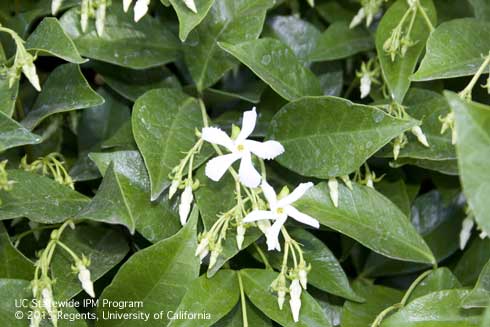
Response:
134,0,150,22
411,126,430,147
360,74,371,99
459,216,474,250
183,0,197,13
243,181,319,251
178,185,193,226
350,8,365,29
123,0,133,12
289,279,302,322
51,0,63,15
78,265,95,298
202,108,284,188
327,178,339,207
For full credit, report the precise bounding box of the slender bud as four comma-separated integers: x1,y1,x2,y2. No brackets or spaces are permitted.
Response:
459,216,474,250
236,224,246,250
360,74,371,99
30,308,42,327
195,235,210,263
411,126,429,147
41,287,57,325
123,0,133,12
208,249,220,269
21,54,41,91
178,185,193,226
480,231,488,239
51,0,63,15
350,8,365,29
328,178,339,208
289,279,302,322
95,1,107,36
298,267,308,290
81,0,89,32
134,0,150,22
77,265,95,297
340,175,353,190
169,179,180,199
183,0,197,13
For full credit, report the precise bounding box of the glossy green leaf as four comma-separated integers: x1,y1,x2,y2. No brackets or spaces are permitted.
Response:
240,269,332,327
0,279,35,327
98,208,199,327
21,63,104,130
267,15,321,64
219,38,322,101
412,18,490,81
376,179,411,216
315,2,354,23
310,21,374,62
454,238,490,286
26,17,86,64
376,0,436,102
262,228,363,302
341,279,403,327
462,259,490,308
446,92,490,235
59,6,179,69
88,150,181,242
102,120,136,150
381,290,483,327
50,225,129,300
268,96,417,178
0,223,34,280
0,111,41,152
214,301,272,327
0,170,89,224
408,268,461,302
295,182,435,264
168,270,239,327
132,88,203,200
469,0,490,21
390,157,459,175
170,0,215,41
184,0,273,91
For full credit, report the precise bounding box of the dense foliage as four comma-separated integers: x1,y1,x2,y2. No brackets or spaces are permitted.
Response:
1,0,490,326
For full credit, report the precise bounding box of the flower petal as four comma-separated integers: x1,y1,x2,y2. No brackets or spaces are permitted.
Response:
261,180,277,208
245,140,285,160
279,182,314,206
266,216,287,251
205,153,240,182
239,151,261,188
236,107,257,143
243,210,277,223
286,206,320,228
202,127,234,151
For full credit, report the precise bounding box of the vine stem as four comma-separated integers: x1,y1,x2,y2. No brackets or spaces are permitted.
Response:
237,272,249,327
253,243,272,270
459,52,490,100
416,3,435,32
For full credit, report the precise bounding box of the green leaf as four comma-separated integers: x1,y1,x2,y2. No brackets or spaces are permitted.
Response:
268,96,417,178
376,0,436,102
0,170,89,224
462,259,490,308
21,63,104,130
59,5,179,69
381,290,483,327
132,88,204,200
0,111,41,152
214,301,272,327
169,0,215,41
184,0,273,91
267,15,321,64
0,279,34,327
240,269,332,327
454,238,490,286
376,179,411,216
389,157,459,175
0,79,18,117
295,182,435,264
315,2,355,24
98,208,199,327
407,268,461,302
469,0,490,21
262,228,363,302
446,92,490,236
219,38,322,101
0,223,34,280
168,270,240,327
412,18,490,81
341,279,403,327
25,17,86,64
88,150,181,242
50,225,129,300
310,21,374,62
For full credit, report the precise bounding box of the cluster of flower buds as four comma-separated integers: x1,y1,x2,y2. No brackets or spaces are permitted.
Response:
0,160,14,192
30,276,58,327
350,0,388,29
20,153,74,189
123,0,197,22
356,58,381,99
356,164,384,189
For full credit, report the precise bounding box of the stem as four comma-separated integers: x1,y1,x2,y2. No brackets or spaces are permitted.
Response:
459,52,490,100
253,243,272,270
400,269,432,306
56,240,82,263
14,224,62,247
416,3,435,32
237,272,249,327
370,304,402,327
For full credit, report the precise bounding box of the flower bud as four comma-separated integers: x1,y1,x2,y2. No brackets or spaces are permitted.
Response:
341,175,353,191
95,1,107,36
195,234,210,263
41,287,57,325
51,0,63,15
360,74,371,99
480,230,488,239
328,178,339,208
349,8,365,29
289,279,302,322
21,55,41,91
459,216,474,250
183,0,197,13
30,308,42,327
179,185,193,226
411,126,429,147
81,0,89,32
208,249,220,269
78,265,95,298
236,224,246,250
298,269,307,290
123,0,133,12
169,179,180,199
134,0,150,22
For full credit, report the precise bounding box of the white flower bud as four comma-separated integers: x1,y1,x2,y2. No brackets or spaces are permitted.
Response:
480,230,488,239
328,178,339,208
183,0,197,13
195,236,210,263
289,279,302,322
134,0,150,22
81,0,89,32
123,0,133,12
95,1,107,36
22,59,41,92
360,74,371,99
179,185,193,226
169,179,180,199
51,0,63,15
78,265,95,298
341,175,353,191
41,287,57,324
393,142,401,160
30,308,42,327
208,249,220,269
298,268,308,290
366,176,374,188
236,224,246,250
459,216,474,250
350,8,365,29
278,289,286,309
411,126,429,147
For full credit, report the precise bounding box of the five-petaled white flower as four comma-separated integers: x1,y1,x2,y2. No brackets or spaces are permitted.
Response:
202,108,284,188
243,181,319,251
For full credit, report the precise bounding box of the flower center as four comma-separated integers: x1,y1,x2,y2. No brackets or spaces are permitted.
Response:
276,207,284,215
236,144,245,152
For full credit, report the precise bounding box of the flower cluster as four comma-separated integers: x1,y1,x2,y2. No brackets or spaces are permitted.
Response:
123,0,197,22
52,0,109,36
356,58,381,99
20,153,74,189
350,0,388,29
